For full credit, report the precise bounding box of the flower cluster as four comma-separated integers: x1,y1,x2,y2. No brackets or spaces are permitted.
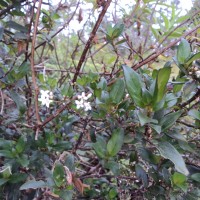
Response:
38,90,53,108
75,92,92,111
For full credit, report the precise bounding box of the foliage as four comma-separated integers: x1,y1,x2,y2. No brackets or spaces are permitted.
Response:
0,0,200,199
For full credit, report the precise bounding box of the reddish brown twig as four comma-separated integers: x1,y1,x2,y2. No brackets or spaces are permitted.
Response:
30,0,43,126
72,0,112,83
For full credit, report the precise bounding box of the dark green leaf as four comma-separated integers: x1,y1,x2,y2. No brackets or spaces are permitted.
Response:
177,38,191,64
156,142,189,175
0,178,8,186
93,136,107,159
122,65,143,107
137,110,158,126
110,78,125,103
65,154,75,172
166,130,186,141
135,164,148,187
6,21,28,33
142,88,153,106
160,110,183,131
53,163,65,187
20,180,47,190
186,52,200,66
191,173,200,182
107,128,124,156
0,0,8,7
9,90,26,114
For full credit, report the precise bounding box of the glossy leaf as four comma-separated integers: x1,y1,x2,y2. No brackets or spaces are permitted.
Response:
153,67,171,103
177,38,191,64
135,164,148,187
156,142,189,175
191,173,200,182
186,52,200,66
107,128,124,156
160,110,183,131
6,21,28,33
188,109,200,120
110,78,125,104
20,180,46,190
93,136,107,159
9,90,26,114
137,110,158,126
122,65,143,107
53,163,65,187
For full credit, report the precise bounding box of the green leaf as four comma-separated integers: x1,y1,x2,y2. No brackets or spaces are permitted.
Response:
17,154,29,167
93,136,107,159
172,172,187,185
166,130,186,141
20,180,47,190
59,190,73,200
112,24,124,39
110,78,125,104
16,137,26,154
122,65,143,107
177,38,191,64
186,52,200,66
65,154,75,172
142,88,153,106
53,163,65,187
107,128,124,157
0,166,12,178
6,21,28,33
105,161,120,175
183,81,197,99
172,172,188,192
160,110,183,131
156,142,189,175
191,173,200,182
9,90,26,114
0,178,8,186
109,188,118,198
135,164,148,187
137,110,158,126
153,67,171,103
188,109,200,120
0,0,8,7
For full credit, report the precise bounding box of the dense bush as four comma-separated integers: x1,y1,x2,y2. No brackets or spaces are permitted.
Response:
0,0,200,199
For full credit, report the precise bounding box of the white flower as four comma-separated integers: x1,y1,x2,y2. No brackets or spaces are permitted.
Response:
84,101,92,111
196,70,200,78
78,92,92,100
75,99,84,109
76,92,92,111
38,90,53,108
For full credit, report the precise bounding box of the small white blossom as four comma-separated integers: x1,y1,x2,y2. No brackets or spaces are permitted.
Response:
78,92,92,100
75,99,84,109
196,70,200,78
84,101,92,111
75,92,92,111
38,90,53,108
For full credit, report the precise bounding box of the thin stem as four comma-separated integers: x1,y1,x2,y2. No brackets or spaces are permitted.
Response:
30,0,43,126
